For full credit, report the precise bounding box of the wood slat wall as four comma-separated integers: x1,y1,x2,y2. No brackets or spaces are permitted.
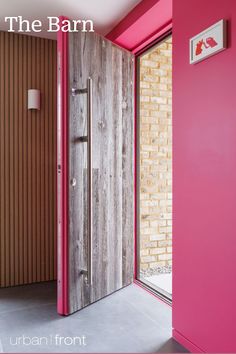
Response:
0,31,57,287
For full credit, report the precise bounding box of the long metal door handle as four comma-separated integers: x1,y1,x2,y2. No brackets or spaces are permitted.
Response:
87,77,93,285
71,78,93,285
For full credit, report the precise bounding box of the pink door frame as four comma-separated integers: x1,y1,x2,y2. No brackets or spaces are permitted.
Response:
106,0,172,54
133,31,172,304
57,17,69,315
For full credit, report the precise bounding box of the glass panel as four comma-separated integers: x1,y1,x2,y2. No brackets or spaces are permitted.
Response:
137,35,172,299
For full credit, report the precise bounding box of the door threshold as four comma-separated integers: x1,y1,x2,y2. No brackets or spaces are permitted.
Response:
134,279,172,306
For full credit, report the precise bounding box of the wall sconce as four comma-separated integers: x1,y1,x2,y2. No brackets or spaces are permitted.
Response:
28,89,40,110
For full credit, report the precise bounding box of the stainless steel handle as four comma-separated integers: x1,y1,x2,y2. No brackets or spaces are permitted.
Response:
71,78,93,285
87,77,93,285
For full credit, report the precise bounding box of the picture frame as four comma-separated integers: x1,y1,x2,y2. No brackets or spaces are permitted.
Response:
190,19,227,64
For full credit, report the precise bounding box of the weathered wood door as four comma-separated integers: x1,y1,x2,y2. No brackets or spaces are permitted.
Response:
60,31,134,314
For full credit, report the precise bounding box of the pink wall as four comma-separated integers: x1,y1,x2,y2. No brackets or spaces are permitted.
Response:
172,0,236,352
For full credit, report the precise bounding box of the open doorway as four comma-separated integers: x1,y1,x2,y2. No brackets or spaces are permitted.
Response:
136,34,172,301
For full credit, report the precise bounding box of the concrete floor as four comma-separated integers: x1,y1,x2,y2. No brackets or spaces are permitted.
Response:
0,282,188,353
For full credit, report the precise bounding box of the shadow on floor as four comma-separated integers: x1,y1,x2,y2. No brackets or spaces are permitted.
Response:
157,338,189,353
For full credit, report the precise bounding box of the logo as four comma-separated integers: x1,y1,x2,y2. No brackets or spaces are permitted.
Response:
195,37,218,56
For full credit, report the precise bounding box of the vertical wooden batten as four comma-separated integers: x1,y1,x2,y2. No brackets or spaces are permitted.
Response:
0,31,57,288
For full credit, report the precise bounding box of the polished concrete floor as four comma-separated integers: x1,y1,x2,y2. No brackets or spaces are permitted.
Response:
0,282,188,353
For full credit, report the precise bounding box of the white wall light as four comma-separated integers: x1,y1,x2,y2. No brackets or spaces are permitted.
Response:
28,89,40,110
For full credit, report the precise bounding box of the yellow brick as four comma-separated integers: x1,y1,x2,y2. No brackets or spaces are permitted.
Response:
140,249,149,256
150,248,166,255
139,35,172,269
158,254,172,261
150,261,166,267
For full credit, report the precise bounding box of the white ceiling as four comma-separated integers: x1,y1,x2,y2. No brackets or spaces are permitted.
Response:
0,0,141,39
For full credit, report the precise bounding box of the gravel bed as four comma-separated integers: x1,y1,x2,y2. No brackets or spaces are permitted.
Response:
140,265,172,278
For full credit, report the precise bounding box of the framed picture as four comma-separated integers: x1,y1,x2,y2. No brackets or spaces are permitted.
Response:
190,19,227,64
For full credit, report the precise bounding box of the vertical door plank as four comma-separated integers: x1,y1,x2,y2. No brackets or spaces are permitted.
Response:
122,51,134,285
108,45,123,291
68,31,87,312
67,31,134,314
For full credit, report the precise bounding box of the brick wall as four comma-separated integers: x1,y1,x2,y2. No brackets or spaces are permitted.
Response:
139,36,172,274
